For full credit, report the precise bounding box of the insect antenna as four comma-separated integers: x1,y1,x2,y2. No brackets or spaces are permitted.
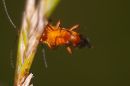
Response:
2,0,16,28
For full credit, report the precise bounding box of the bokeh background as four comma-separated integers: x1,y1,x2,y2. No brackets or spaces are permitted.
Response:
0,0,130,86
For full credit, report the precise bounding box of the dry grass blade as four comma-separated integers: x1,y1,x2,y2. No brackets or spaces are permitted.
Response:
14,0,60,86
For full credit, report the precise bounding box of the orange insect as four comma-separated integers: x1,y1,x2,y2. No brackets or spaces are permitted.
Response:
40,20,91,54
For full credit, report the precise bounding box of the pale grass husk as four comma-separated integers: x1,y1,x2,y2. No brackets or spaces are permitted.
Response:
14,0,60,86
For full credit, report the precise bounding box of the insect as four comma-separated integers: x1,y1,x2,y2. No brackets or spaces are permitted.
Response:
40,20,92,54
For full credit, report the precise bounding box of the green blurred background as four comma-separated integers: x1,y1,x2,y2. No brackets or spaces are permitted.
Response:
0,0,130,86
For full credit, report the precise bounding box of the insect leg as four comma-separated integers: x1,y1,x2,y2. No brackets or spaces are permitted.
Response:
56,20,61,28
66,46,72,54
46,24,54,31
42,48,48,68
69,24,79,31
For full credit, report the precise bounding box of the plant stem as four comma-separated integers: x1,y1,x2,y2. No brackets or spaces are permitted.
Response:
14,0,60,86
